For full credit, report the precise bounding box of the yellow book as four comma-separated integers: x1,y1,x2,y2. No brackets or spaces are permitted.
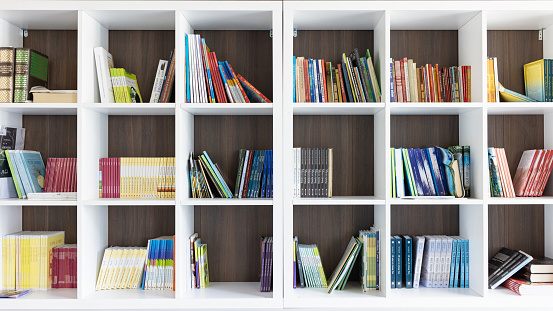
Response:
170,157,175,198
21,233,29,289
103,247,118,290
121,248,138,288
487,58,496,103
130,248,147,289
119,158,125,199
2,234,8,289
109,248,124,289
313,245,327,287
155,157,161,199
45,232,64,289
95,248,112,290
524,59,546,102
113,248,128,289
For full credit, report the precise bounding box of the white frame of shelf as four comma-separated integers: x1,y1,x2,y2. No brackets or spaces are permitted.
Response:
0,1,552,310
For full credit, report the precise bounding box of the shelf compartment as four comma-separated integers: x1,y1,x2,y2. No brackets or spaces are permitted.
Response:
85,288,175,300
83,10,175,31
83,103,176,116
390,10,480,31
293,196,384,205
292,103,384,115
84,199,175,206
181,198,272,206
181,103,273,116
486,103,553,115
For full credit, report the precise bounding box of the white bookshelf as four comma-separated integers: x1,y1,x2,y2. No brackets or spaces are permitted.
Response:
0,1,552,310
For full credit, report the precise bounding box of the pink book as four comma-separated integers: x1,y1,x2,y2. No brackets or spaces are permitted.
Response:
513,150,539,196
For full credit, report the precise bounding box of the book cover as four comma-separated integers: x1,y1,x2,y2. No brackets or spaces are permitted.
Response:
149,59,168,103
14,48,48,103
395,236,402,288
413,236,425,288
0,47,15,103
391,234,396,288
122,69,143,103
403,235,413,288
524,59,546,101
513,150,539,196
498,82,538,102
491,250,533,289
237,74,271,103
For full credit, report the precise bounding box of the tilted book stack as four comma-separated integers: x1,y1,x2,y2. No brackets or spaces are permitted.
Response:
390,58,470,102
488,147,516,197
512,149,553,197
326,236,361,293
95,246,147,290
142,236,174,290
489,247,533,289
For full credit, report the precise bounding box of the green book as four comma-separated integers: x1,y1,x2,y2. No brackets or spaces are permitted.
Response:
14,48,48,103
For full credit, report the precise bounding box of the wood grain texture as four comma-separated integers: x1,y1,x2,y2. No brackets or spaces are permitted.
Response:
391,31,458,68
391,115,459,148
488,205,544,259
194,205,272,282
24,30,78,91
194,115,273,194
293,31,374,67
391,205,459,237
293,205,374,283
22,206,77,244
108,206,175,247
197,30,273,102
109,31,175,102
108,116,175,157
23,116,77,159
487,31,542,95
487,115,543,180
294,115,374,196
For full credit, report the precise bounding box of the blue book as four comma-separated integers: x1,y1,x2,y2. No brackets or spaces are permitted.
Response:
403,235,413,288
217,62,232,102
247,151,259,198
407,149,425,196
316,60,323,102
391,237,396,288
419,149,437,196
414,149,434,196
459,238,465,288
396,236,402,288
185,37,190,103
202,151,233,198
270,150,273,198
260,150,268,198
6,151,27,198
308,59,315,102
254,151,266,197
19,151,45,193
434,147,451,194
341,60,354,102
464,239,469,288
389,59,395,102
374,228,380,290
426,148,447,196
293,56,296,102
463,146,470,197
449,238,458,288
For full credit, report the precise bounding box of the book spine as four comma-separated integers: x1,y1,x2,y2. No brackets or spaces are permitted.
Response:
396,236,402,288
201,39,216,103
394,60,403,102
337,63,347,102
149,60,168,103
391,236,396,288
227,62,250,103
404,237,413,288
160,50,176,103
389,59,395,102
0,47,14,103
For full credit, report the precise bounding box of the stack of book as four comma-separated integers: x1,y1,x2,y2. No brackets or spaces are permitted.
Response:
392,235,469,289
0,47,48,103
189,233,209,289
293,48,381,103
142,236,174,290
99,157,175,199
512,149,553,197
95,47,154,104
488,147,516,197
95,247,148,290
188,151,232,198
185,34,270,103
390,146,469,198
293,147,333,198
260,236,273,292
44,158,77,193
2,231,64,291
504,257,553,295
390,58,470,102
0,125,25,199
51,244,77,289
234,149,273,199
360,227,381,291
5,150,46,199
326,236,361,293
489,247,533,289
293,237,327,289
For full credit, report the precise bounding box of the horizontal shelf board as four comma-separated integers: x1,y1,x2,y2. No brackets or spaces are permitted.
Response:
0,288,77,309
293,196,384,205
292,10,383,30
389,103,482,115
486,196,553,205
0,103,77,115
487,10,553,30
390,10,480,30
83,198,175,206
181,282,272,300
84,10,175,30
292,103,384,115
486,102,553,115
0,10,77,29
390,197,483,205
181,10,273,30
83,103,176,115
290,282,384,300
181,103,273,115
17,288,77,300
0,199,78,206
181,198,273,206
486,287,553,308
86,289,174,300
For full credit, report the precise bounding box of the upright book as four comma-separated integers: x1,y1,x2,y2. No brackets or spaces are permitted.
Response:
14,48,48,103
93,47,115,103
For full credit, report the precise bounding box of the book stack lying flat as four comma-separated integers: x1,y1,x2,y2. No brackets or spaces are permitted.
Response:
293,48,381,103
390,146,469,198
293,147,333,198
360,227,381,291
260,236,273,292
142,236,174,290
512,149,553,197
44,158,77,193
293,237,327,289
51,244,77,288
327,236,361,293
95,247,148,290
489,248,533,289
189,233,209,289
504,257,553,295
391,58,470,102
5,150,46,199
185,34,270,103
99,157,175,199
2,231,64,291
488,148,516,197
392,235,469,289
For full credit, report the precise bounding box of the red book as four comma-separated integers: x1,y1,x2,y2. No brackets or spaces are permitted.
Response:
160,50,176,103
533,150,552,196
435,64,442,102
227,63,250,103
45,158,52,192
539,150,553,196
208,52,227,103
513,150,539,196
303,59,310,102
394,60,403,102
321,60,328,102
70,158,76,192
400,58,407,102
236,74,272,103
524,150,544,196
72,247,77,288
63,158,70,192
55,158,63,192
200,41,213,103
241,151,255,198
117,158,121,198
52,247,58,288
528,150,547,196
108,158,112,198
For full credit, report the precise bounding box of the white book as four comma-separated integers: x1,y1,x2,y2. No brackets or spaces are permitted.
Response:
419,236,435,287
403,60,410,102
196,35,208,103
239,150,250,197
443,236,453,288
433,236,444,287
149,60,168,103
93,47,115,103
394,148,405,197
412,236,425,288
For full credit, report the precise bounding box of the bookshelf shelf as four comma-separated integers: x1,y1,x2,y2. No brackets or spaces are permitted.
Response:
292,103,385,115
83,104,176,116
181,198,273,206
293,196,384,205
0,199,77,206
485,103,553,115
389,198,483,205
0,104,78,115
389,103,482,115
83,199,176,206
486,197,553,205
180,103,274,115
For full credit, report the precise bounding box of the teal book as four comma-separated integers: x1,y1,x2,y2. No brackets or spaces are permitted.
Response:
395,236,402,288
19,150,45,193
403,235,413,288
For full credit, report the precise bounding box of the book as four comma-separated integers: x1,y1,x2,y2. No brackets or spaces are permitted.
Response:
237,74,271,103
503,277,553,295
93,47,115,103
327,236,361,293
149,59,168,103
516,271,553,283
160,49,176,103
0,289,30,298
513,150,553,197
14,48,48,103
498,82,538,102
524,59,549,101
121,69,143,103
523,257,553,273
0,47,15,103
489,248,533,289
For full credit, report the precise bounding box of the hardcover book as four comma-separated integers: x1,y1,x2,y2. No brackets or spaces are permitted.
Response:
0,47,15,103
14,48,48,103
